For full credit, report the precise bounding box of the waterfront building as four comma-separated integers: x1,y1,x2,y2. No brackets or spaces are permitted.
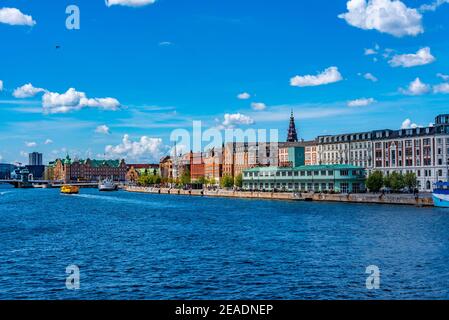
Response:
223,142,279,178
126,164,160,183
304,141,318,166
371,115,449,191
29,152,43,166
25,165,45,180
0,163,17,179
277,144,306,167
278,141,317,166
159,156,173,180
314,114,449,192
316,131,374,173
204,148,223,184
242,164,366,193
190,151,205,181
51,155,127,182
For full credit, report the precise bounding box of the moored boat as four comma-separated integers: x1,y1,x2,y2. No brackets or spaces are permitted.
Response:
60,185,79,194
98,178,118,192
432,182,449,208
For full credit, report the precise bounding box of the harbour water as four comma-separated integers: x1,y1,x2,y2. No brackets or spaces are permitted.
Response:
1,184,449,300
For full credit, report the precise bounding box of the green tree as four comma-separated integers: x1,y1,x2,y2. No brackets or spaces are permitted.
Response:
404,172,417,189
383,174,392,188
153,174,162,185
197,176,207,186
180,169,191,186
390,172,405,192
366,171,383,192
234,173,243,188
220,175,234,188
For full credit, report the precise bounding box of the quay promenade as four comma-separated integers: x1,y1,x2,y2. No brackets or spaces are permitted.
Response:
125,186,434,207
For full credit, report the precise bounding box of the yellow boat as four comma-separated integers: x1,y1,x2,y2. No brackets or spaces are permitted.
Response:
60,185,79,194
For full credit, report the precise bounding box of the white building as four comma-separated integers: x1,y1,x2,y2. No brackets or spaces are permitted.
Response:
372,114,449,192
317,132,374,173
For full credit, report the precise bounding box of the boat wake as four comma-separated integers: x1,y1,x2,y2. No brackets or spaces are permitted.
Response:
71,193,170,207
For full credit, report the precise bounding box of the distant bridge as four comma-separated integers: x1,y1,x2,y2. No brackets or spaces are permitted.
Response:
0,180,99,189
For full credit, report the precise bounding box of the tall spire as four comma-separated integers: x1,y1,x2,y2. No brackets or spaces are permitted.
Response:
287,110,298,142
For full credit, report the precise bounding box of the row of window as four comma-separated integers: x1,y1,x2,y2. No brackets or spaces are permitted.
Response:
244,169,363,178
244,182,364,193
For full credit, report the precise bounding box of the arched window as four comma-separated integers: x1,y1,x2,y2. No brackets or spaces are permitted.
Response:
426,181,431,190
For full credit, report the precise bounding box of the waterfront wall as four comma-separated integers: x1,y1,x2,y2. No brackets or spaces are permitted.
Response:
125,186,434,207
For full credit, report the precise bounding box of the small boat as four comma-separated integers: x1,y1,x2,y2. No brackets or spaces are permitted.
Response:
98,178,118,192
432,182,449,208
61,185,79,194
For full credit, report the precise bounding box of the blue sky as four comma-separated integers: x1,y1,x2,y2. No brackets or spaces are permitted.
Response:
1,0,449,164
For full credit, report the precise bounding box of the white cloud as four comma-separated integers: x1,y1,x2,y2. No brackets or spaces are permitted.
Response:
0,80,3,91
44,139,53,145
13,83,46,98
14,84,121,114
251,102,267,111
437,73,449,81
105,134,166,162
20,151,28,158
158,41,172,46
364,48,377,55
347,98,376,107
401,119,419,129
338,0,423,37
290,67,343,87
42,88,121,114
400,78,431,96
25,141,37,148
420,0,449,12
95,125,111,134
237,92,251,100
105,0,156,7
220,113,255,129
0,8,36,26
363,73,378,82
433,83,449,94
0,154,2,162
389,47,435,68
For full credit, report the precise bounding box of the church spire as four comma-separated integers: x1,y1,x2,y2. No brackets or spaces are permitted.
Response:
287,110,298,142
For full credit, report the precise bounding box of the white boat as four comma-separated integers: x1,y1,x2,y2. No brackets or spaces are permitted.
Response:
432,182,449,208
98,178,118,192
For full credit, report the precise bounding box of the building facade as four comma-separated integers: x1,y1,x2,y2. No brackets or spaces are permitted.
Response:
29,152,43,166
159,156,173,180
371,116,449,191
243,164,366,193
126,164,160,183
204,148,223,184
52,156,127,182
314,114,449,191
223,142,279,178
0,164,16,179
190,151,205,181
317,132,374,174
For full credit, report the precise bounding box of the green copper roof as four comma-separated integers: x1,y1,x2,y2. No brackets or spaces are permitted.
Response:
244,164,365,172
87,160,121,168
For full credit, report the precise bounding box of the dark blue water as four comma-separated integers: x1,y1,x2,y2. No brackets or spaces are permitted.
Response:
1,184,449,300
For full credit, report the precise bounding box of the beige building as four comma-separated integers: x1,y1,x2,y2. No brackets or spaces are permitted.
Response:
317,132,374,173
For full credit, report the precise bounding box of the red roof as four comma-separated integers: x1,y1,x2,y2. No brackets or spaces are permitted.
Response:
127,164,159,169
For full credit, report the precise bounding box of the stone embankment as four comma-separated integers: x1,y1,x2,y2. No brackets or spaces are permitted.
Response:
125,186,434,207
